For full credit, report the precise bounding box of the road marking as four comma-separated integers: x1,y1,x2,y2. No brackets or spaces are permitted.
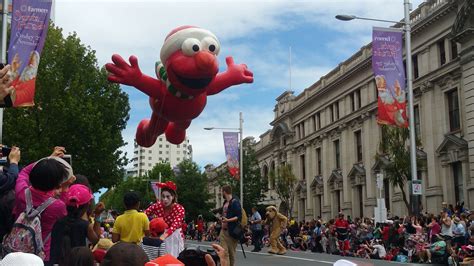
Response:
187,243,333,264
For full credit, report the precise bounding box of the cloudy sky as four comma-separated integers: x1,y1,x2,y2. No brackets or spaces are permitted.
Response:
54,0,423,170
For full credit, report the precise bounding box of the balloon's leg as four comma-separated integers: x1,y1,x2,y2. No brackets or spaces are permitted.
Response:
165,120,191,145
136,112,169,147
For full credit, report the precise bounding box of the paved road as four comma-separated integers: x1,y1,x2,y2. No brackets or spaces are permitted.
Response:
186,240,429,266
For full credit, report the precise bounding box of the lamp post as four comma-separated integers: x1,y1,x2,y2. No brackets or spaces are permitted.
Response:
336,0,419,215
204,111,244,208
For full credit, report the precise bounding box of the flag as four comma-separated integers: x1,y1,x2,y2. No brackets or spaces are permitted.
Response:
150,181,160,200
223,132,240,179
7,0,53,107
372,27,408,127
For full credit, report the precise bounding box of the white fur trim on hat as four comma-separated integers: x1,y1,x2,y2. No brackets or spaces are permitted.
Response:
160,27,219,63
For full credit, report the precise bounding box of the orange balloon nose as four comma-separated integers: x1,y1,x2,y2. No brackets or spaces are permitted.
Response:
195,51,218,74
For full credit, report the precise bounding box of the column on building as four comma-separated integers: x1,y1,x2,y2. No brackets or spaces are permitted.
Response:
305,143,314,220
453,2,474,209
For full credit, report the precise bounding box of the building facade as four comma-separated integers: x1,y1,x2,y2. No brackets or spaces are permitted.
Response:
254,0,474,221
129,137,193,177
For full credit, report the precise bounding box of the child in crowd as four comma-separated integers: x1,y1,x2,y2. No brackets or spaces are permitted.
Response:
140,217,167,261
48,184,102,266
112,191,150,243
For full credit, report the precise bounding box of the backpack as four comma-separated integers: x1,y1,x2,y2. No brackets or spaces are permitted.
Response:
240,207,248,228
1,188,56,260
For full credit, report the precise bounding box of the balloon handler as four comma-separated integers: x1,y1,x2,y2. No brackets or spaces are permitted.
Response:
106,26,254,146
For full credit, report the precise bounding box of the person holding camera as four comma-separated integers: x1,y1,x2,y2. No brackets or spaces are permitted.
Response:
219,185,242,266
0,145,20,240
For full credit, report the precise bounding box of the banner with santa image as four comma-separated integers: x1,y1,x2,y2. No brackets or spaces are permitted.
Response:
7,0,53,107
223,132,240,180
372,27,408,127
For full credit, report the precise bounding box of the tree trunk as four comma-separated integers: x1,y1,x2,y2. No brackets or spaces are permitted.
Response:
398,183,413,216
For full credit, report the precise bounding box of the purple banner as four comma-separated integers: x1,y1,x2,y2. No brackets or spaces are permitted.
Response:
372,27,408,128
223,132,239,179
8,0,52,107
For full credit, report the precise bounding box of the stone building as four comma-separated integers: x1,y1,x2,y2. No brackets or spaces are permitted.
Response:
253,0,474,221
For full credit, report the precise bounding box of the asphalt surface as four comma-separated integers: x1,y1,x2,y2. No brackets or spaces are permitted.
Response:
186,240,432,266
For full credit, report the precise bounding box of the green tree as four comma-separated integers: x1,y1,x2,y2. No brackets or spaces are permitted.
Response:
377,125,423,215
217,140,267,212
100,176,155,213
269,164,297,218
145,162,175,182
4,23,130,191
175,160,213,222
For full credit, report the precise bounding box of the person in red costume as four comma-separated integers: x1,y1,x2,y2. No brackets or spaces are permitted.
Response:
105,26,254,146
144,181,185,257
334,212,350,254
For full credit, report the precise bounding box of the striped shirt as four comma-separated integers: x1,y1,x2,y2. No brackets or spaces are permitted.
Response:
140,237,166,261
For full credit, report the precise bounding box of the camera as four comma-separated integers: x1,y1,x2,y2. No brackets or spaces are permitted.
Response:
62,154,72,166
178,246,220,266
1,146,12,157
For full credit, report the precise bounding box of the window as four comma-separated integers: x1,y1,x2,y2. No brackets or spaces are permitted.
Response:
177,157,181,161
414,105,421,140
166,151,169,154
355,130,363,162
166,145,169,148
177,145,180,148
356,90,361,109
447,89,460,131
312,116,316,132
159,138,163,142
148,150,152,154
301,123,305,138
149,156,152,160
316,112,321,129
159,144,162,148
300,154,306,180
159,151,162,154
148,163,152,167
413,54,419,79
334,140,340,169
350,93,355,112
329,105,334,122
316,148,322,175
334,102,339,120
451,40,458,59
438,39,446,66
159,157,162,160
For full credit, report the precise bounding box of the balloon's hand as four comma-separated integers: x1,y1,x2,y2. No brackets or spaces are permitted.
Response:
105,55,143,87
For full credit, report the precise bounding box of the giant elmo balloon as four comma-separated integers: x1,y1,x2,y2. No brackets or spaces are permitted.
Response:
105,26,254,146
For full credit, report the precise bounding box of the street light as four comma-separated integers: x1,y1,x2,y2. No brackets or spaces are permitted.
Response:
204,112,244,209
336,0,419,214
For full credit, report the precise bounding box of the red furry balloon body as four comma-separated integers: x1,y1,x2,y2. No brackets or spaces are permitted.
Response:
105,26,253,146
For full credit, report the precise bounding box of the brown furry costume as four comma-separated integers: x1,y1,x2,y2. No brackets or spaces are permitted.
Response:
264,206,287,255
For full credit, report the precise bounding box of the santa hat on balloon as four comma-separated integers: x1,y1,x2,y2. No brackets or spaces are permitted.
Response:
160,26,220,63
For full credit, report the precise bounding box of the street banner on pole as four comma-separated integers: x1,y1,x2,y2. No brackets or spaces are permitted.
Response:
411,180,422,195
223,132,240,179
150,181,160,200
372,27,408,128
7,0,52,107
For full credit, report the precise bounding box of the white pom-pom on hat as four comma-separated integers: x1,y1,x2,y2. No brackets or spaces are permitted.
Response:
160,26,219,64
